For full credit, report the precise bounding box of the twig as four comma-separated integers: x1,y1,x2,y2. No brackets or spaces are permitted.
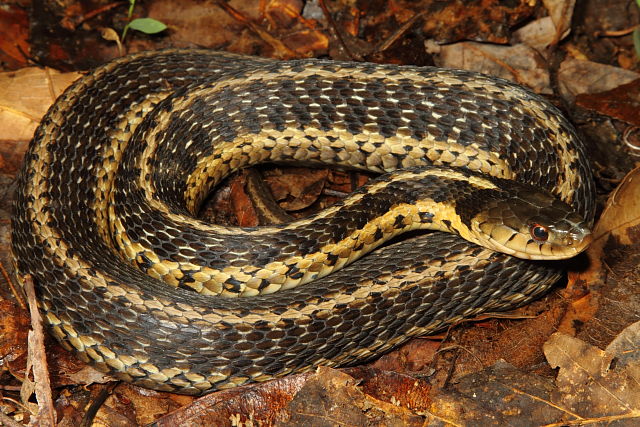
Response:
23,275,56,427
622,126,640,157
374,11,427,53
0,411,24,427
318,0,359,60
541,411,640,426
213,0,298,59
0,260,25,309
80,382,120,427
63,1,127,29
595,26,638,37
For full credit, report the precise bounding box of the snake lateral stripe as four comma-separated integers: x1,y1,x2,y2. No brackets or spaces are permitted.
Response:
12,49,595,395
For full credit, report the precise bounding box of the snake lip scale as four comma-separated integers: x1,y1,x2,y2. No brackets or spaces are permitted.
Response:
11,49,595,395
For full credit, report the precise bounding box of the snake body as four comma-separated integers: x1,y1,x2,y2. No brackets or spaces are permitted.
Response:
12,49,595,395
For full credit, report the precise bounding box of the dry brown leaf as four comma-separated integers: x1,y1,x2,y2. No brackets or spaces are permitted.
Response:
263,167,329,211
0,5,29,69
153,367,432,425
544,333,640,421
542,0,576,44
0,299,29,374
0,67,80,142
437,42,551,94
275,367,425,426
558,167,640,348
429,360,570,425
580,165,640,287
146,0,326,58
229,171,261,227
513,17,558,52
606,321,640,370
342,367,432,412
576,79,640,126
154,372,312,425
593,166,640,247
565,160,640,295
370,338,440,374
558,59,640,101
61,365,114,388
417,0,535,44
556,293,599,337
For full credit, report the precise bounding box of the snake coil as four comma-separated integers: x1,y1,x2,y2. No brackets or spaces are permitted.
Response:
12,50,595,394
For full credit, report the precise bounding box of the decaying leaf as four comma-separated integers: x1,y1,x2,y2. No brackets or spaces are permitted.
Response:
559,167,640,349
513,16,559,52
558,59,640,101
542,0,576,44
437,42,551,94
428,361,570,425
606,321,640,369
576,79,640,126
22,276,55,426
581,165,640,287
0,5,29,69
276,367,426,426
262,167,329,211
544,333,640,421
0,67,80,142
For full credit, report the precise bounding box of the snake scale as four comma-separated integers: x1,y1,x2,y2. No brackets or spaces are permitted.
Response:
12,49,595,395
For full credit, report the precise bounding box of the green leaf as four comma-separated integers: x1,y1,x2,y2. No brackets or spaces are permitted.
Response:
128,18,167,35
637,0,640,9
633,27,640,59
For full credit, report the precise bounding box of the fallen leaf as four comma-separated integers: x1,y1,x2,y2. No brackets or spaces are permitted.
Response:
577,165,640,288
513,16,559,52
542,0,576,44
0,67,80,142
263,167,329,211
275,367,425,426
558,59,640,101
429,360,569,425
0,5,30,69
154,372,312,426
438,42,551,93
22,276,56,426
560,167,640,348
544,333,640,419
576,79,640,127
418,0,535,44
606,321,640,369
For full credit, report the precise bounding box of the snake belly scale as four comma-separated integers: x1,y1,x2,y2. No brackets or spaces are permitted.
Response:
12,49,595,395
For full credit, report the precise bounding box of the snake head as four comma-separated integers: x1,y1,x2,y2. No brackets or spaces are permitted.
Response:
470,185,593,260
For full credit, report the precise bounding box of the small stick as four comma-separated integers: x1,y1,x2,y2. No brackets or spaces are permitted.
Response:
23,275,56,427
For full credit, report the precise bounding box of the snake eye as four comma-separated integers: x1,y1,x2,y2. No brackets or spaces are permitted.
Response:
530,224,549,242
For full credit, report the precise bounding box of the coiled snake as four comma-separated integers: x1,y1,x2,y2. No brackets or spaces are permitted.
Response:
12,49,595,395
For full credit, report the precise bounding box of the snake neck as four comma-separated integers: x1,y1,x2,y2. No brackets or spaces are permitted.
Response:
106,164,588,297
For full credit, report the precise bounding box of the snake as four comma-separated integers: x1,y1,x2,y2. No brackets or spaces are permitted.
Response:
11,49,596,395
